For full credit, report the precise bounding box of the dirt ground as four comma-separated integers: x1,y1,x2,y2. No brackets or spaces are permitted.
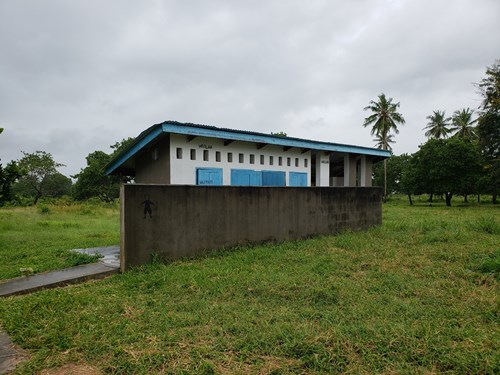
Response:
40,363,102,375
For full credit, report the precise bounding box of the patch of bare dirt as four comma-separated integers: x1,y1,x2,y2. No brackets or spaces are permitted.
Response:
40,363,102,375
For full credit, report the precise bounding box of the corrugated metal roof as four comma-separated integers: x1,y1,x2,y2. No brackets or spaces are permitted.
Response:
106,120,391,175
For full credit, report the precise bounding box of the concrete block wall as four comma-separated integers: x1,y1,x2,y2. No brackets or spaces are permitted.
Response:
120,185,382,270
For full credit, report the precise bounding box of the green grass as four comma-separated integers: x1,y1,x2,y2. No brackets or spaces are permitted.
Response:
0,200,499,374
0,202,120,280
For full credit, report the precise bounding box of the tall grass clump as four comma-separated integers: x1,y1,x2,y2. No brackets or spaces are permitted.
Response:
469,215,500,235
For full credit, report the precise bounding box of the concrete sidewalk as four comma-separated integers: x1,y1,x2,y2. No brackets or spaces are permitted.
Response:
0,246,120,298
70,245,120,268
0,330,27,374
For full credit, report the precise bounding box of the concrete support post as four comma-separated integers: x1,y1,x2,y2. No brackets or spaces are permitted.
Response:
120,185,126,273
316,152,330,187
344,154,357,187
360,157,373,187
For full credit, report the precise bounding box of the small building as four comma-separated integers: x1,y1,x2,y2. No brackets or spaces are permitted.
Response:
106,121,390,187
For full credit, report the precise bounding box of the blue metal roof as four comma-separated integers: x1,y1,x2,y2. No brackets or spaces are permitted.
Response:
106,121,391,175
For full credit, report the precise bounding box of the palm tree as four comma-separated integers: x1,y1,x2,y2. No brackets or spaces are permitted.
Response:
374,133,395,151
451,108,477,139
363,93,405,202
424,110,451,139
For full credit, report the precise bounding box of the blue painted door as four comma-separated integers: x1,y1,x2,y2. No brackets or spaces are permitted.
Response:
262,171,286,186
289,172,308,187
196,168,223,185
231,169,262,186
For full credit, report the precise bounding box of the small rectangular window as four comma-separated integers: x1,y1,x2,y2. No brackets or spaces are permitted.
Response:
216,151,221,162
190,149,196,160
304,159,308,168
239,153,244,163
227,152,233,162
260,155,265,165
176,148,182,159
278,156,283,166
287,157,291,167
250,154,255,164
269,156,274,165
295,158,299,167
203,150,209,161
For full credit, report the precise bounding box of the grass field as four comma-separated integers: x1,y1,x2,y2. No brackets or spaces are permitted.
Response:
0,198,498,374
0,202,120,280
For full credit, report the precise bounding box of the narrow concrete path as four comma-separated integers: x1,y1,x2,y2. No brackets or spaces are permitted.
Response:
0,330,27,374
0,246,120,298
0,263,119,298
70,245,120,268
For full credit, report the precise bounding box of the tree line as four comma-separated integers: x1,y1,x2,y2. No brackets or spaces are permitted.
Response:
0,138,134,206
368,60,499,206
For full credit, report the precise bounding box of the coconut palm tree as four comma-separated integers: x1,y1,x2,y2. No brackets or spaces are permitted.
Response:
374,133,395,151
423,110,452,139
451,108,477,139
363,93,405,202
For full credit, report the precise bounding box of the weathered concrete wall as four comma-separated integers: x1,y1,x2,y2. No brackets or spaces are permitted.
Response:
121,185,382,271
135,136,170,184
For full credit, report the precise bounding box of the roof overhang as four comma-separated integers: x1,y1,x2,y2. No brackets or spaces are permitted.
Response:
105,121,392,175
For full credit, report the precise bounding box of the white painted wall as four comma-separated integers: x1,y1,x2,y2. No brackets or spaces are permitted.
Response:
315,152,330,187
169,134,311,186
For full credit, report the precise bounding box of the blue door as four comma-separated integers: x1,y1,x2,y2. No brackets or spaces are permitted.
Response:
262,171,286,186
231,169,262,186
289,172,308,187
196,168,223,185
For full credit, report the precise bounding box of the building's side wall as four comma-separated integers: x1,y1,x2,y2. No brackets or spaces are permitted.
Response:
121,185,383,270
344,154,357,187
135,136,170,184
169,134,311,186
315,151,330,187
362,157,373,187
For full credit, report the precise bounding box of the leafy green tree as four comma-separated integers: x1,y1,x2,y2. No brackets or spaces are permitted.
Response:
1,128,23,205
16,151,65,204
400,154,421,205
408,138,482,206
14,171,72,200
476,60,500,204
0,160,23,205
271,131,288,137
44,173,73,198
424,110,452,139
73,151,119,202
73,138,134,202
477,111,500,204
451,108,477,139
478,59,500,112
110,138,135,155
363,93,406,202
373,154,411,195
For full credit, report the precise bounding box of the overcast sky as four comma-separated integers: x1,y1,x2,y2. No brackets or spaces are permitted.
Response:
1,0,499,177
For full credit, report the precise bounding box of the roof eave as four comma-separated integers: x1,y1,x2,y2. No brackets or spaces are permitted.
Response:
105,121,391,175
